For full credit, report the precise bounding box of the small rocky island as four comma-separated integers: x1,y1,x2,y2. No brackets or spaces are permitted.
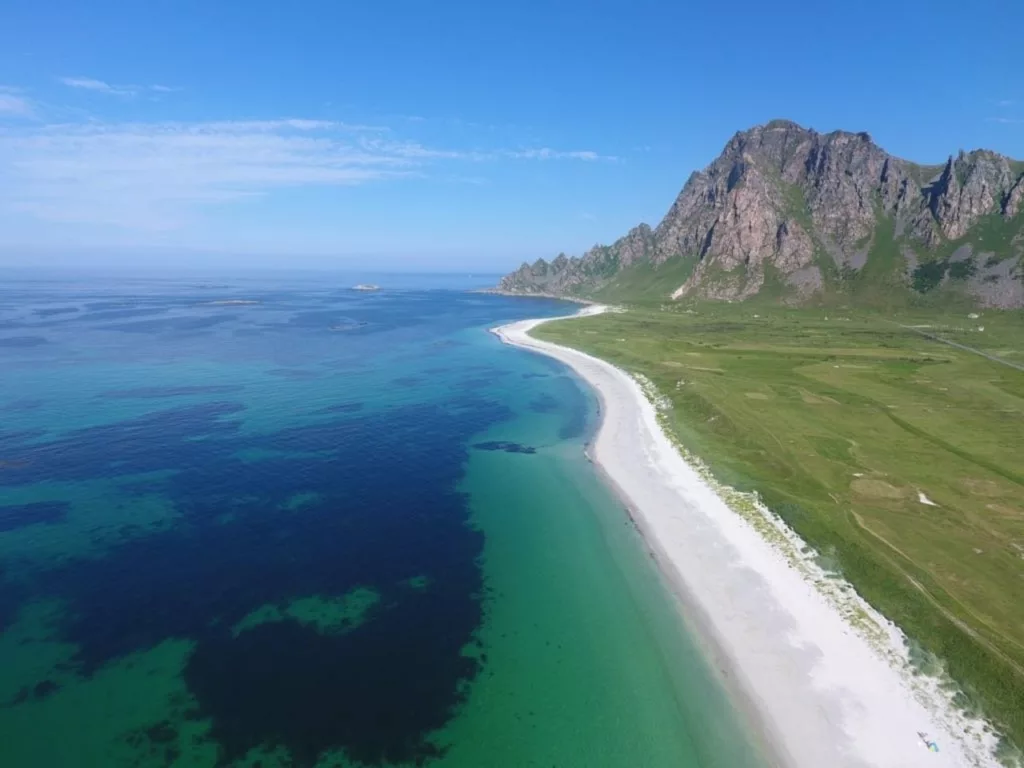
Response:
352,284,381,292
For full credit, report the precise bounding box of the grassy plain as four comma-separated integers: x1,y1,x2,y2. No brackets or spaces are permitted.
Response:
534,304,1024,753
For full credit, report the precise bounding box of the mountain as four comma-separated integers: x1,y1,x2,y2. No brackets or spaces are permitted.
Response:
499,120,1024,307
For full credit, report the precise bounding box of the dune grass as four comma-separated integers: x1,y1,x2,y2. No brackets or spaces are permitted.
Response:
534,304,1024,752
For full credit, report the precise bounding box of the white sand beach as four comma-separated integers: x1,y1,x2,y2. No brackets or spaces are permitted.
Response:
493,306,1000,768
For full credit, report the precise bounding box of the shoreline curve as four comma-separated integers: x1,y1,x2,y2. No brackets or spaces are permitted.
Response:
492,304,999,768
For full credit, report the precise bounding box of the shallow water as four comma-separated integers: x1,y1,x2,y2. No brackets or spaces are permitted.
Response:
0,273,765,767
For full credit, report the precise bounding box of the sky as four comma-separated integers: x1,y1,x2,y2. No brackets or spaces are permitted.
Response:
1,0,1022,272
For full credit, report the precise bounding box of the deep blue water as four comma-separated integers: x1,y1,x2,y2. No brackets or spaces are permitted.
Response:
0,273,576,766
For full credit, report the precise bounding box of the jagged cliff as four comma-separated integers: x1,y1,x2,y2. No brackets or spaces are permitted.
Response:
499,120,1024,307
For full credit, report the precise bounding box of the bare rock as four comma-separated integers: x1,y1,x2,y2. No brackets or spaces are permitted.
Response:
499,120,1024,307
969,256,1023,308
1004,174,1024,218
785,265,825,297
927,151,1013,239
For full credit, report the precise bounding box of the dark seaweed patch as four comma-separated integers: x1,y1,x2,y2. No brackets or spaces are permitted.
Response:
12,398,505,765
187,592,475,766
11,679,62,705
33,680,60,699
0,501,69,532
0,284,583,765
0,403,244,486
124,719,182,765
0,566,26,632
472,441,536,454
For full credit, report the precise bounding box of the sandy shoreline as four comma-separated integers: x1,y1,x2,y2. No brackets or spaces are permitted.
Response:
492,306,999,768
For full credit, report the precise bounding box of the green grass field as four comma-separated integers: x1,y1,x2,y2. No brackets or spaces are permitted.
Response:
534,304,1024,754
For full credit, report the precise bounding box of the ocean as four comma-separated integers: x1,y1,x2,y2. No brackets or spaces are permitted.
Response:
0,272,765,767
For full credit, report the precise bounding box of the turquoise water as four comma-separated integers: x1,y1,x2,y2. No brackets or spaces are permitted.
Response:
0,274,765,766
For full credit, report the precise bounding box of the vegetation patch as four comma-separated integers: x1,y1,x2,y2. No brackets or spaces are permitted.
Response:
534,304,1024,754
913,260,951,293
850,478,904,499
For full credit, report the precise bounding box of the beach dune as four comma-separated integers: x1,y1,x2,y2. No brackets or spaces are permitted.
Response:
494,306,997,768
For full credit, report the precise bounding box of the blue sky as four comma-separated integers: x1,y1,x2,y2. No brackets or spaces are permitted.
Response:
1,0,1022,272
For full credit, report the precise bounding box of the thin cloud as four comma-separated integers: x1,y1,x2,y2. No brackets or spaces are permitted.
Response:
0,115,618,230
58,78,180,97
196,119,339,132
0,120,419,229
361,143,617,162
59,77,137,96
0,87,34,117
986,117,1024,125
360,137,485,161
193,119,385,133
997,99,1015,107
505,147,616,161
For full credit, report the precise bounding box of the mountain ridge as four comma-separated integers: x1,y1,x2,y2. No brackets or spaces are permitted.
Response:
499,120,1024,307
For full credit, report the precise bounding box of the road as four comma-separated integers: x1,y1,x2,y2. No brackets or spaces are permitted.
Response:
897,323,1024,372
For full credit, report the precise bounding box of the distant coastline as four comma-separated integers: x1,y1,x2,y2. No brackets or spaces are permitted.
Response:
472,287,594,305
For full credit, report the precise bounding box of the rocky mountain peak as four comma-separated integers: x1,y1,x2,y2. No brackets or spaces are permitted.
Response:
926,150,1016,239
499,120,1024,307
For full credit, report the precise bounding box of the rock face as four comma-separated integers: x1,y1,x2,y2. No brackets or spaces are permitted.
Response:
499,120,1024,307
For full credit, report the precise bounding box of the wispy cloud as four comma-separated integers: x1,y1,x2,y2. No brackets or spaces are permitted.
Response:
197,119,383,133
0,113,615,230
59,77,138,96
997,99,1015,108
0,120,421,229
359,136,486,161
58,77,182,97
986,116,1024,125
505,147,615,161
358,143,616,162
0,87,34,117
